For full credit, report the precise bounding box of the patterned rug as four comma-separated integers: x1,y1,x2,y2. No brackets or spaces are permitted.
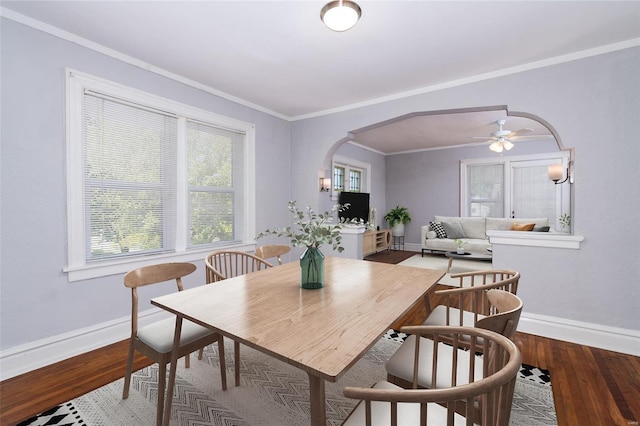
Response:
19,331,557,426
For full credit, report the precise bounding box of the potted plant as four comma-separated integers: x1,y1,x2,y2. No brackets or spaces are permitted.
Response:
453,238,467,254
384,205,412,237
256,201,351,289
559,213,571,232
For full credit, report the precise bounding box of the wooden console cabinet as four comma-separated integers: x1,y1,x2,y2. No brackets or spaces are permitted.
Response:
363,229,392,256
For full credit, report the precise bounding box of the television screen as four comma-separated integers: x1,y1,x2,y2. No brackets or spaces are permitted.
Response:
338,192,370,223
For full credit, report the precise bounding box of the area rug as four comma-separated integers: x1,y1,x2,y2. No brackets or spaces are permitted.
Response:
398,254,494,285
21,331,557,426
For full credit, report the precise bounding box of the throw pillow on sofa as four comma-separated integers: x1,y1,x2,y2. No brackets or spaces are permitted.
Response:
441,221,465,239
533,225,550,232
511,223,536,231
429,221,447,239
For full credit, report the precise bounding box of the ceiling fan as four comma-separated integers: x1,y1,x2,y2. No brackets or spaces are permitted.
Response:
472,119,551,153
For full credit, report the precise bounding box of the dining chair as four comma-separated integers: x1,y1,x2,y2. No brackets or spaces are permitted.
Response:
385,289,523,423
255,244,291,265
203,250,273,385
425,269,520,327
342,325,522,426
122,262,227,426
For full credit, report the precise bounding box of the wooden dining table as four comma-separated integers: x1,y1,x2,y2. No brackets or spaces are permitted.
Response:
152,256,444,426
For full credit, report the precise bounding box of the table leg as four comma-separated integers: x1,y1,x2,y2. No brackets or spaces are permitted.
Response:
162,316,183,426
308,373,326,426
447,257,453,273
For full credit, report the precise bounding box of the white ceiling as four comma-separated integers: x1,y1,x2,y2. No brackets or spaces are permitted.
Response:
3,1,640,153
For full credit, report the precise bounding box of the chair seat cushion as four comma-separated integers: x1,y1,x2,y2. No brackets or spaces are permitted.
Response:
342,380,466,425
138,317,215,353
385,335,484,389
423,305,486,327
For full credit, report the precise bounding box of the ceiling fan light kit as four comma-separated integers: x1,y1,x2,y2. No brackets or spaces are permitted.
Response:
321,0,362,32
479,119,552,153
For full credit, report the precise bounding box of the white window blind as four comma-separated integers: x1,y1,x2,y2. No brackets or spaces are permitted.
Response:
467,163,504,217
83,92,178,260
511,160,560,221
186,120,244,247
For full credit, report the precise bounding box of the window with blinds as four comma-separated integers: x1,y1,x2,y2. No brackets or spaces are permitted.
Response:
83,92,178,260
466,163,504,218
461,154,570,230
186,120,244,247
66,70,254,279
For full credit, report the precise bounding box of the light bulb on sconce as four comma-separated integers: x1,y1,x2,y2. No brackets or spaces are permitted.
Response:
319,177,331,192
548,162,574,184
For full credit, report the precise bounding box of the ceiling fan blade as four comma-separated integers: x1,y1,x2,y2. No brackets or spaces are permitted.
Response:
506,134,554,141
508,128,534,137
469,136,495,140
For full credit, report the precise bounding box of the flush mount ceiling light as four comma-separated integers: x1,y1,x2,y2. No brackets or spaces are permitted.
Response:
320,0,362,32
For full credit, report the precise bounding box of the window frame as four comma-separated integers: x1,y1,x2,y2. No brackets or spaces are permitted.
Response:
460,152,570,230
331,155,371,200
64,69,256,282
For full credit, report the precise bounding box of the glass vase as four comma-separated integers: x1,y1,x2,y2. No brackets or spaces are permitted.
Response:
299,246,325,289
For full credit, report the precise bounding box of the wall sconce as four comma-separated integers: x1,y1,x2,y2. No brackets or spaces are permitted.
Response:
548,161,574,184
320,177,331,192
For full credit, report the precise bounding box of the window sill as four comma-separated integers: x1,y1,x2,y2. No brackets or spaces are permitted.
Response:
63,242,257,282
487,230,584,249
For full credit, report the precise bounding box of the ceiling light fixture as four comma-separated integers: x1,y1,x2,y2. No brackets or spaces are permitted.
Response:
320,0,362,32
488,137,514,153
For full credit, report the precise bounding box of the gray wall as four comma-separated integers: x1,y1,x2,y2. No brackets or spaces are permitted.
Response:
0,19,291,349
291,47,640,331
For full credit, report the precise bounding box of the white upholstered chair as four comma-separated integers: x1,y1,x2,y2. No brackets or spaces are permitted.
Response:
425,269,520,328
385,290,523,424
342,325,522,426
122,262,227,426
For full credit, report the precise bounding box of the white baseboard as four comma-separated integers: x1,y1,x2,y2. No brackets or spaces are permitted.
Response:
404,243,421,252
0,308,170,381
519,312,640,356
2,302,638,381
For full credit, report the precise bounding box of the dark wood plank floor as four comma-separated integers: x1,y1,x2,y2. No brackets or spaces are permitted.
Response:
2,251,639,425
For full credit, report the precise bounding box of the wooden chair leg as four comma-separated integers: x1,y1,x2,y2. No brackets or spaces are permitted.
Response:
122,341,135,399
157,359,167,426
185,353,190,368
234,340,241,386
217,338,227,391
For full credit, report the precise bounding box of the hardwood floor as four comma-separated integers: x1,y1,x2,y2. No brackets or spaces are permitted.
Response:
1,251,639,425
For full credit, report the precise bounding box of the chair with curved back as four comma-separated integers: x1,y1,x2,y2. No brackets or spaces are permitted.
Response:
342,325,522,426
255,244,291,265
385,289,523,423
425,269,520,328
122,262,227,426
203,250,273,385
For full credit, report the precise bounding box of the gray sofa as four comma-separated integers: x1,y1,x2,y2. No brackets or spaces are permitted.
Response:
421,215,550,255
